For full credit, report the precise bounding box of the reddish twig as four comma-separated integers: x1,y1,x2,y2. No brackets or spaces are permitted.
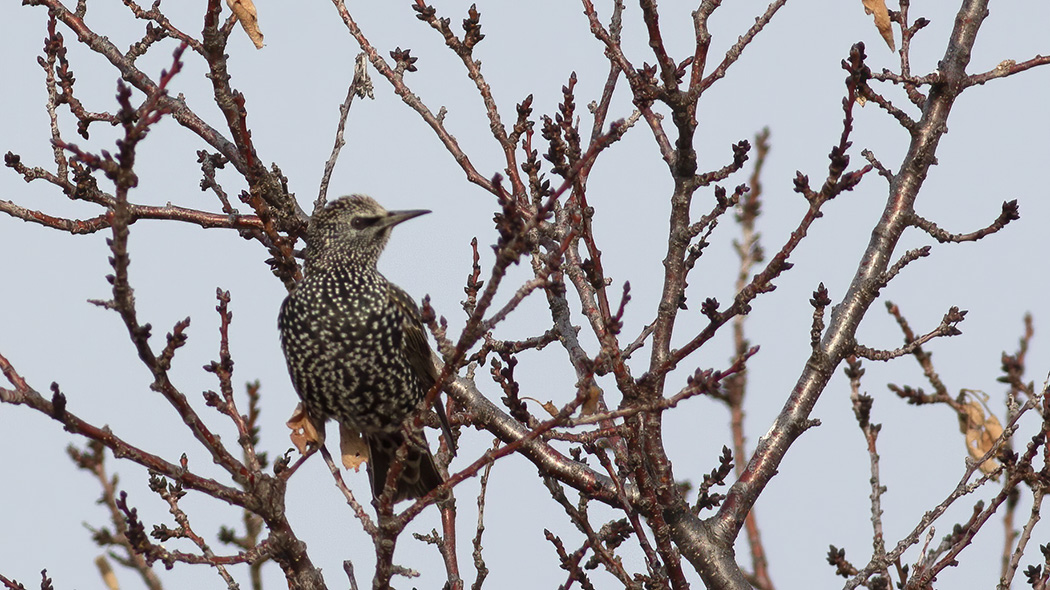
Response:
329,0,495,194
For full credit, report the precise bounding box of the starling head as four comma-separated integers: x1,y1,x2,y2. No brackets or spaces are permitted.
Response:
305,195,430,272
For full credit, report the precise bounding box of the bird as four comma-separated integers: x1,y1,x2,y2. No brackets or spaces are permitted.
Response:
278,194,453,502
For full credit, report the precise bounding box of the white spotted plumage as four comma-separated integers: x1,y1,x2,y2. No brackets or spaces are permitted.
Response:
278,195,451,501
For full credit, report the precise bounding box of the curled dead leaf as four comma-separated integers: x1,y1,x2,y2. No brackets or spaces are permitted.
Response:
95,556,119,590
522,385,603,418
522,396,559,418
286,403,321,455
339,422,368,471
287,403,368,470
540,400,558,417
581,383,603,417
957,391,1003,476
226,0,264,49
861,0,896,51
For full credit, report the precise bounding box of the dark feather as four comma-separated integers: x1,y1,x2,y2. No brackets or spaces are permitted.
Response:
388,282,456,455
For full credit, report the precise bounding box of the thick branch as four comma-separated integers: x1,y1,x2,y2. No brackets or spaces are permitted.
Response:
717,0,993,552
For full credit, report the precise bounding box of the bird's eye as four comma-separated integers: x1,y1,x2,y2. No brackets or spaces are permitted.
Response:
350,216,377,230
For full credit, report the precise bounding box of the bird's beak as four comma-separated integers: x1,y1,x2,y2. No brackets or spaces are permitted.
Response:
379,209,431,229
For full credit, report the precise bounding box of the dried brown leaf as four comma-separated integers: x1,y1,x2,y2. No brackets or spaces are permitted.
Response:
339,422,368,471
226,0,264,49
581,383,602,417
983,410,1004,440
522,396,559,418
861,0,896,51
95,556,119,590
286,403,320,455
958,392,1002,476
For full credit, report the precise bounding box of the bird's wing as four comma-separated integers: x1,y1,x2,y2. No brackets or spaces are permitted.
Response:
387,283,456,454
387,283,439,387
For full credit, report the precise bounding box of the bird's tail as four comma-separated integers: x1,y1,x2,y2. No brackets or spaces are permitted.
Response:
366,430,443,502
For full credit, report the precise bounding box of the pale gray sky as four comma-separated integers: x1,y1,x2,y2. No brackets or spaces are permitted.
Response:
1,1,1048,588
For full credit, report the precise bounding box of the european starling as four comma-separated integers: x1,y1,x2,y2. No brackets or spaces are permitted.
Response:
278,195,452,502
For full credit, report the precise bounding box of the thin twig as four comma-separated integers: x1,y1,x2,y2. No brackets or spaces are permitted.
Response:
317,53,373,213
